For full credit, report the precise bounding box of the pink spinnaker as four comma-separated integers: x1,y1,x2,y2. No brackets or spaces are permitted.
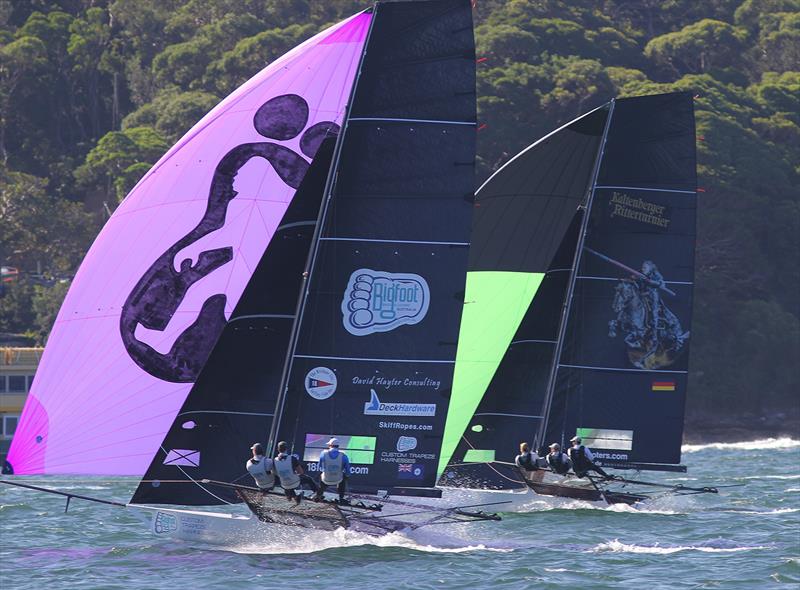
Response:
8,13,371,475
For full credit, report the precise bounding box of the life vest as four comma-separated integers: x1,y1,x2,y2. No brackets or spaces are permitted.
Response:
515,451,537,471
321,450,344,485
547,452,570,475
274,453,300,489
569,445,591,472
246,456,275,489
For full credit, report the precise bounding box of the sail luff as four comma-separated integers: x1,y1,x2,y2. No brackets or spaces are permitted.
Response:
535,99,616,452
266,8,377,460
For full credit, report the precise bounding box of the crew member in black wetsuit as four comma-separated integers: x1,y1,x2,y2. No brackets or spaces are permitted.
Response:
568,436,609,478
546,443,572,475
514,442,538,470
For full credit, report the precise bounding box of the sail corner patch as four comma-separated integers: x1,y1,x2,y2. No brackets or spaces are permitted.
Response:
341,269,430,336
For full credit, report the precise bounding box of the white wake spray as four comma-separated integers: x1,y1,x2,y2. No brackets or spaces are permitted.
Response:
682,437,800,453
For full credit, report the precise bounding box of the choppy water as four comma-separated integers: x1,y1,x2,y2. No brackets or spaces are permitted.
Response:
2,438,798,589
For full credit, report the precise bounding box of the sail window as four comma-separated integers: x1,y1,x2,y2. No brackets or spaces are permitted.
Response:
463,449,495,463
576,428,633,451
162,449,201,467
303,434,376,464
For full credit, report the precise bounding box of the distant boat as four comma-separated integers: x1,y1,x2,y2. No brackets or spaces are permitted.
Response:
3,0,502,539
437,92,716,506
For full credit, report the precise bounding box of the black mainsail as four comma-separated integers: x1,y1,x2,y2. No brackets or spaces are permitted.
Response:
543,92,697,470
132,0,477,506
271,0,477,495
439,92,697,492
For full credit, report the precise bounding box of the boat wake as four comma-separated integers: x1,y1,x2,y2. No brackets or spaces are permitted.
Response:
590,539,771,554
225,523,515,555
512,495,686,515
682,438,800,453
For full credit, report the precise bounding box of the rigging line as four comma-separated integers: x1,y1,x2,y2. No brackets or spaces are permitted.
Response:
319,237,469,246
536,100,615,452
229,314,295,322
347,117,476,126
266,6,377,458
276,220,316,231
510,339,556,345
594,185,696,195
473,412,544,419
176,410,274,418
576,275,693,285
558,363,688,374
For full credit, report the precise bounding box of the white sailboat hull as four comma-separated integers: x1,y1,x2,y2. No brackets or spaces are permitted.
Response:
128,505,266,545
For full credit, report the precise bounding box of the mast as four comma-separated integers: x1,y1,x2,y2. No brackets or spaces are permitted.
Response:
534,99,616,452
266,9,377,458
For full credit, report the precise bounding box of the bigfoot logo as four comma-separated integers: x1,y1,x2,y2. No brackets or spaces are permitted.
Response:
120,94,339,382
341,269,430,336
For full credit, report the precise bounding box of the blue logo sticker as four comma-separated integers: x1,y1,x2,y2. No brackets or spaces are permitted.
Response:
397,463,425,480
342,269,430,336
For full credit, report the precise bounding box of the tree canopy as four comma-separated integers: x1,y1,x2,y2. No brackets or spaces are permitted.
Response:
0,0,797,426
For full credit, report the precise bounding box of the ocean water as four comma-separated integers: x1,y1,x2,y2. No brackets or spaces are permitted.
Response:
1,438,798,589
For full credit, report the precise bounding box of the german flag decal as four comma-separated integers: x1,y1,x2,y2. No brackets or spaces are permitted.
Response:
652,381,676,391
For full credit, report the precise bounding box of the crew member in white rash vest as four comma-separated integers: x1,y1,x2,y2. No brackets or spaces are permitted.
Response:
314,438,351,503
568,436,609,478
274,441,317,504
245,443,276,491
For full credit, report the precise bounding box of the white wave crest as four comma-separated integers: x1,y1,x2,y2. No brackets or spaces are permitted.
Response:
229,526,515,555
741,474,800,480
720,508,800,515
682,438,800,453
591,539,770,555
786,488,800,493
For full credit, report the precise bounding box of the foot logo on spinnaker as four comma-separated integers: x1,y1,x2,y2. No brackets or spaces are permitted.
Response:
305,367,337,400
341,269,430,336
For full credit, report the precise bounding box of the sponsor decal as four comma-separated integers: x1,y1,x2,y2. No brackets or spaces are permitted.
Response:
397,463,425,480
592,452,630,461
305,366,337,400
363,389,436,417
396,436,417,452
378,421,433,431
602,253,689,370
608,191,671,228
341,269,430,336
381,454,435,464
153,512,178,534
303,433,376,464
651,381,676,391
307,463,370,476
162,449,200,467
352,375,441,391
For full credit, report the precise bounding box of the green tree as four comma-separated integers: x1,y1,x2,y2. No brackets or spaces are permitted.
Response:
645,19,748,77
74,126,168,202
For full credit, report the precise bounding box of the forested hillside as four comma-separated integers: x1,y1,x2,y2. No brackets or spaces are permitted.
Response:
0,0,797,430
